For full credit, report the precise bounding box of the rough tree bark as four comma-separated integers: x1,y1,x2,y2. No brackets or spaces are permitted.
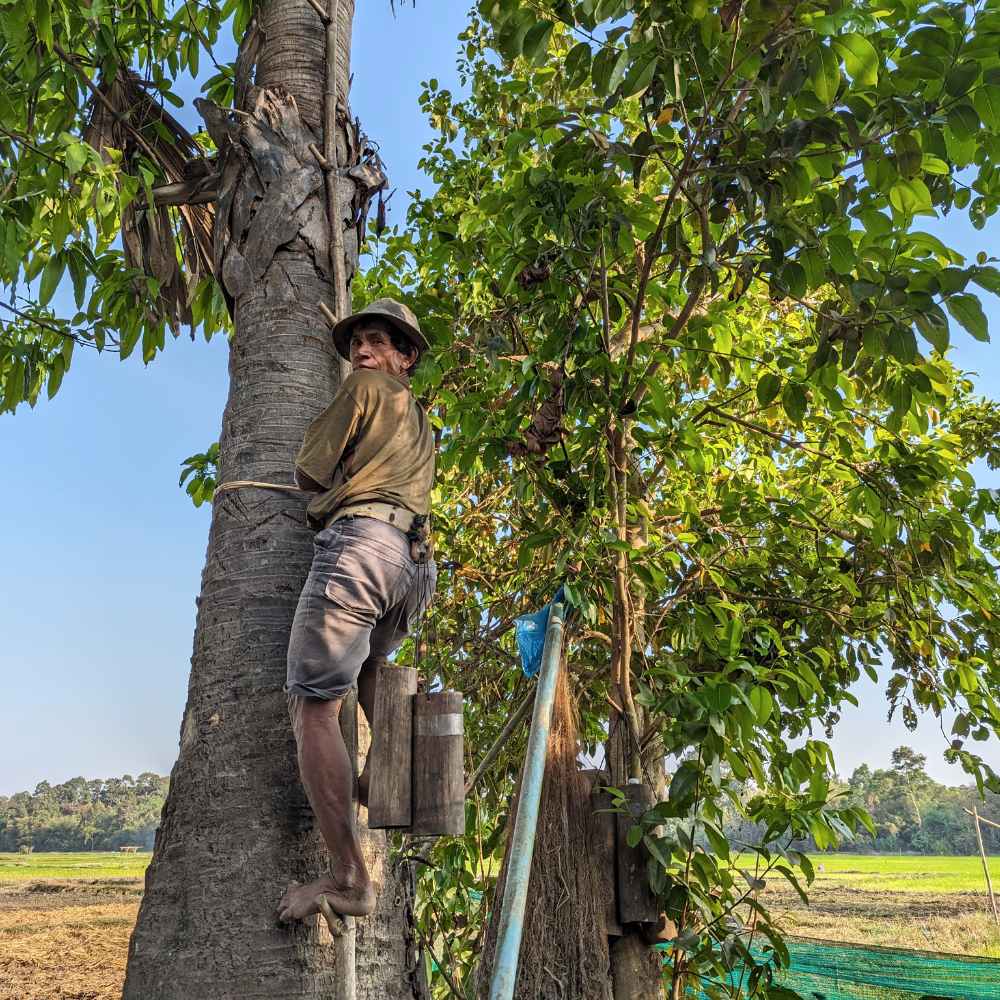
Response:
122,2,427,997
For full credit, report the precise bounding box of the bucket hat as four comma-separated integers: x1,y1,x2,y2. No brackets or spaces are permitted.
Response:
330,297,428,362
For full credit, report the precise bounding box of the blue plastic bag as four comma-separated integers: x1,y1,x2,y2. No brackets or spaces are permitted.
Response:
514,586,565,677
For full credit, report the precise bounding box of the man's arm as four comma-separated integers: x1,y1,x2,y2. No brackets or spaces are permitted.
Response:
294,467,326,492
294,377,364,490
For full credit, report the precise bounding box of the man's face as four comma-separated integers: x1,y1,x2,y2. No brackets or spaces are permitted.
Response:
349,321,416,377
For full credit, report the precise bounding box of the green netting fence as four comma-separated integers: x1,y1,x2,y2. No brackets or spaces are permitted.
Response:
773,937,1000,1000
655,936,1000,999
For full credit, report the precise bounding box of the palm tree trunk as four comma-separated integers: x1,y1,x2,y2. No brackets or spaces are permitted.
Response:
122,3,424,997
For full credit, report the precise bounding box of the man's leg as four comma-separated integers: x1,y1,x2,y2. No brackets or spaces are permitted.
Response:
277,695,376,921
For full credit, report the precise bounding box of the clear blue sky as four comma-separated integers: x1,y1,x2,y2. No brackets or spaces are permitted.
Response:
1,5,998,797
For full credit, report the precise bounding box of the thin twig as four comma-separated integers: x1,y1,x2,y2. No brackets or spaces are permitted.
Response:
413,924,464,999
305,0,329,22
464,688,535,795
0,301,115,351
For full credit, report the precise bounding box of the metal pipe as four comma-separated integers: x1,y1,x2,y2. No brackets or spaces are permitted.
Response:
488,602,565,1000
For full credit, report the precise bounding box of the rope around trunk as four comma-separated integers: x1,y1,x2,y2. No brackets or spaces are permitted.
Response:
212,480,308,499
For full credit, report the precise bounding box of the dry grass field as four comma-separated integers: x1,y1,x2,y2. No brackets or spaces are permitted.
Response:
748,853,1000,958
0,878,141,1000
1,853,998,998
768,883,1000,958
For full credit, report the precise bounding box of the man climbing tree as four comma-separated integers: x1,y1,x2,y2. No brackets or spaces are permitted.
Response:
278,297,437,928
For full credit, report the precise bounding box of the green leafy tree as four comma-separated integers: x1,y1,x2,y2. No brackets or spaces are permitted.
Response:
891,745,932,826
0,774,170,851
843,751,1000,852
358,0,1000,995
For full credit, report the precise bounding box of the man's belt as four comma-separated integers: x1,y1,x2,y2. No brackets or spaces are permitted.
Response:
326,501,418,534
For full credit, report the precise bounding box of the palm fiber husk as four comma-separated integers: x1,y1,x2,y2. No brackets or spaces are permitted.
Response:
83,68,214,333
476,666,613,1000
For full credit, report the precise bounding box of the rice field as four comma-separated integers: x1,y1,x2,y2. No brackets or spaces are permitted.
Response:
0,851,149,882
742,852,1000,895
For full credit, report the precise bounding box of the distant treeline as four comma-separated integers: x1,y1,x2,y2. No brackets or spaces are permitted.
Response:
3,748,999,856
727,747,1000,855
0,773,168,852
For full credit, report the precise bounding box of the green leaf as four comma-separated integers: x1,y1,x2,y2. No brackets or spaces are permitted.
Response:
969,265,1000,295
591,47,618,95
782,383,808,424
889,178,932,216
947,103,980,141
810,44,841,105
756,373,781,406
748,686,773,724
38,255,64,307
64,141,88,176
46,353,65,399
915,306,950,354
521,20,553,66
765,989,804,1000
946,293,989,342
887,325,918,363
620,53,658,98
893,133,922,179
668,761,699,806
66,251,87,308
888,378,912,417
564,42,591,88
780,261,806,298
606,48,630,94
908,25,953,60
34,0,53,50
945,61,979,97
921,154,950,176
973,85,1000,131
625,824,642,849
827,235,855,275
833,33,878,87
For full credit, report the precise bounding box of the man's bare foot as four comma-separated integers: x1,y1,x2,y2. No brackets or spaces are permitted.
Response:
277,874,376,924
357,761,370,809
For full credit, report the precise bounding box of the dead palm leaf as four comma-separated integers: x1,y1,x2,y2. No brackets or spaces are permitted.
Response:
83,68,215,334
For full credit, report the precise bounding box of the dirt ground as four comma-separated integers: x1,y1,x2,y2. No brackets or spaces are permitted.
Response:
2,879,998,998
0,880,141,1000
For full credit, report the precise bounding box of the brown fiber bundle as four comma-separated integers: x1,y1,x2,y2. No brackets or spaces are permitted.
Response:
83,69,214,333
477,665,614,1000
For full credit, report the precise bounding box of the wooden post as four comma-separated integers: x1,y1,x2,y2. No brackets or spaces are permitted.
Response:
339,688,358,795
583,769,623,937
611,934,664,1000
411,690,465,836
367,664,417,829
616,780,658,925
334,687,358,1000
973,807,1000,928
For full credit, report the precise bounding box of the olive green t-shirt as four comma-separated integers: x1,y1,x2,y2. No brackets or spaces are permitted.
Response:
295,370,435,529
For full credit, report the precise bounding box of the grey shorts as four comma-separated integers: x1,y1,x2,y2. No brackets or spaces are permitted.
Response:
285,516,437,700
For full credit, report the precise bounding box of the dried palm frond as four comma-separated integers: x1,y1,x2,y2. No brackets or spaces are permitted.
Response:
83,68,215,334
